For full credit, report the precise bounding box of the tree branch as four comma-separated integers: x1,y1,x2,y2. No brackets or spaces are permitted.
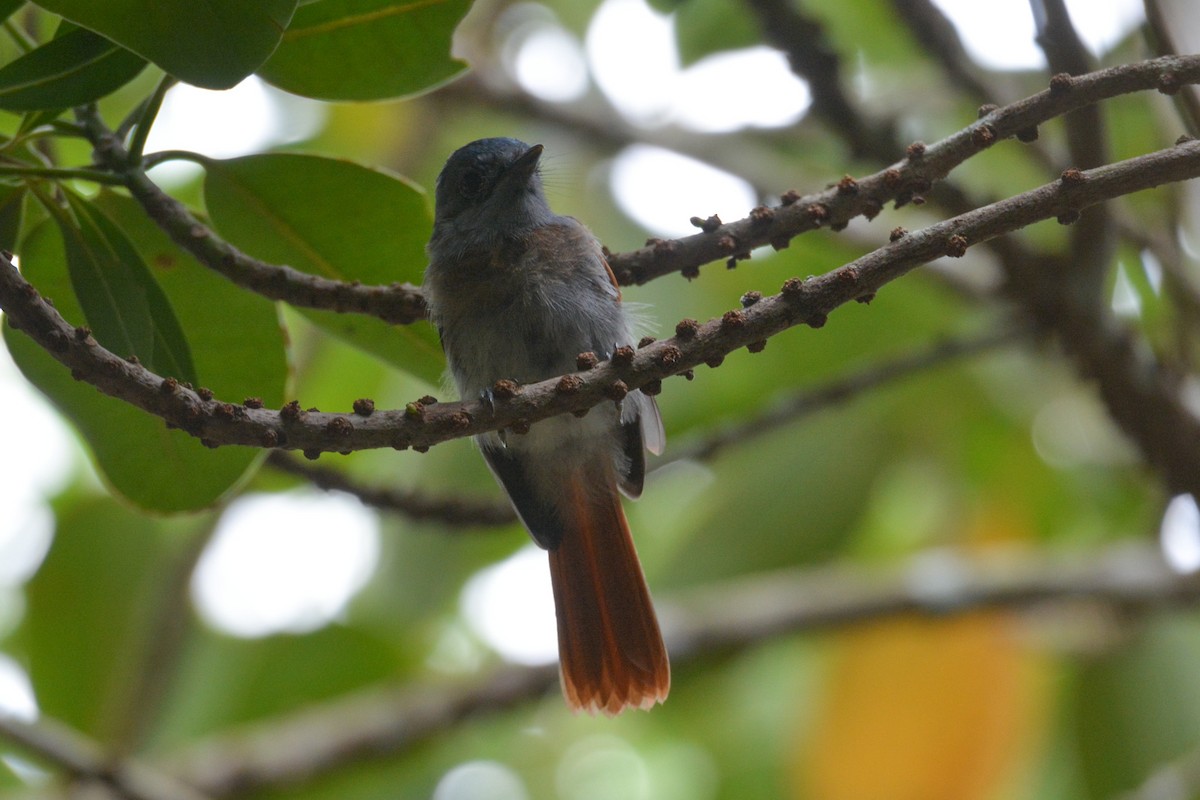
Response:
4,139,1199,460
889,0,1000,103
605,54,1200,285
160,665,557,798
159,542,1200,797
0,715,211,800
265,452,516,527
270,326,1019,524
74,58,1200,305
1031,0,1114,298
664,323,1024,464
1144,0,1200,135
742,0,898,160
74,107,428,326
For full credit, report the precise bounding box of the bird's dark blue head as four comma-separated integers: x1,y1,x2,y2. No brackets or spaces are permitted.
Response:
432,138,551,233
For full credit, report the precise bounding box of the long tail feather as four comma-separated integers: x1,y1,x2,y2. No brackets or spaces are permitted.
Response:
548,467,669,715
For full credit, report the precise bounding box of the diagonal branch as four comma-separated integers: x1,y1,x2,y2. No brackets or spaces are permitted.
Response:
265,452,516,527
4,139,1200,467
0,714,211,800
273,326,1019,525
889,0,999,102
159,542,1200,797
73,58,1200,306
742,0,898,160
1031,0,1114,297
664,323,1024,464
74,107,428,326
605,54,1200,285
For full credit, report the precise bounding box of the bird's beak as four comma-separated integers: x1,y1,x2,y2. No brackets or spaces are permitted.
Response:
503,143,544,188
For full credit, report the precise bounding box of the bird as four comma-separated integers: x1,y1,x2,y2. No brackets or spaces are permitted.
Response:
423,137,669,714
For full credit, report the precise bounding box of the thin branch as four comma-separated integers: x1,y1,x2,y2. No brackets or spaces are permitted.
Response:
665,323,1025,464
889,0,999,102
1006,242,1200,497
742,0,897,160
665,543,1200,654
1031,0,1114,296
4,140,1199,462
888,0,1062,179
72,57,1200,306
162,666,558,798
606,54,1200,285
74,107,429,326
271,327,1018,524
1114,215,1200,335
124,75,177,162
431,76,802,198
1144,0,1200,136
0,163,127,185
160,542,1200,797
1032,0,1107,169
265,452,516,527
0,714,211,800
139,150,211,170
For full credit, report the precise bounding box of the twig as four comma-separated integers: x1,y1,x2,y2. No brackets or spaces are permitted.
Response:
74,107,429,326
4,140,1200,461
265,452,516,527
889,0,998,102
606,54,1200,285
1032,0,1114,296
160,542,1200,797
1144,0,1200,135
272,328,1019,521
1033,0,1107,168
0,163,127,185
742,0,897,159
666,543,1200,654
432,73,818,198
162,665,558,797
0,714,211,800
73,58,1200,303
665,323,1025,463
124,75,177,162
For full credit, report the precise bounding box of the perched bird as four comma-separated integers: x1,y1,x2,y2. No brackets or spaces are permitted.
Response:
424,137,669,714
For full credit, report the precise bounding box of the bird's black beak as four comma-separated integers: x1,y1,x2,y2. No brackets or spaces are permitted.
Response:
503,143,543,188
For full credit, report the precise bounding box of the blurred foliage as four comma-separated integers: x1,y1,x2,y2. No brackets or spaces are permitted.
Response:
0,0,1197,799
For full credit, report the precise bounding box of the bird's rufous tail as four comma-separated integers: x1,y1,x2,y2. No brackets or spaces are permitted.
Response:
547,468,669,715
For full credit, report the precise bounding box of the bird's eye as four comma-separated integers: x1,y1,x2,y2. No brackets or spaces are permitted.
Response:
459,170,484,198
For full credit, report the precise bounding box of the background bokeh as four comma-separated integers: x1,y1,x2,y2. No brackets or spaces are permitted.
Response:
3,0,1200,798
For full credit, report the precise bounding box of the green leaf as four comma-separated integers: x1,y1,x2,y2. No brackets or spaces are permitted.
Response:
11,494,187,737
0,27,146,111
203,153,444,384
151,626,400,747
91,191,289,407
0,0,24,23
4,220,260,511
1073,618,1200,799
55,190,196,385
674,0,761,66
28,0,297,89
17,107,64,136
257,0,470,101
